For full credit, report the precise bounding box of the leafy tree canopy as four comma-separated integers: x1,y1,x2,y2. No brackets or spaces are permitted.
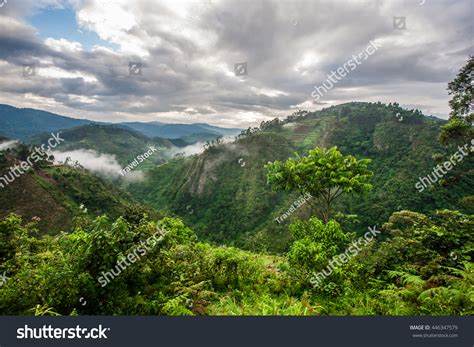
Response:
440,55,473,146
265,147,373,223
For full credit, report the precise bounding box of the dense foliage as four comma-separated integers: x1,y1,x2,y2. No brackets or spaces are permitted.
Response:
0,209,471,316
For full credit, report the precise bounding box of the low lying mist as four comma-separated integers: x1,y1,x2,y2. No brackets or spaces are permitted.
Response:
0,140,19,151
51,149,144,182
167,136,237,157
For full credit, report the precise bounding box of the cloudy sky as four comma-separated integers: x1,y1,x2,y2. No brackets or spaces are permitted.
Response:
0,0,471,127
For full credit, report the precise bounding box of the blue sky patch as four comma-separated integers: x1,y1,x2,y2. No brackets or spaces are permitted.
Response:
28,7,116,50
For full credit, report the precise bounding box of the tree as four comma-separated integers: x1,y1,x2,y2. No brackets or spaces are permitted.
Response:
265,147,373,223
439,55,473,146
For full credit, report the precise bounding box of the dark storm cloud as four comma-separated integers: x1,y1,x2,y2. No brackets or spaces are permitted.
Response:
0,0,471,126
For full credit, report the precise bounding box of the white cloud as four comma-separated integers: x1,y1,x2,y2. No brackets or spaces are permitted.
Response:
0,140,19,151
44,38,83,52
37,65,98,83
51,149,143,181
168,142,206,157
0,0,471,126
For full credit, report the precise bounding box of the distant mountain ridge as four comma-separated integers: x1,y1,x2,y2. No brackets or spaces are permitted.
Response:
0,104,241,142
118,122,240,140
0,104,92,141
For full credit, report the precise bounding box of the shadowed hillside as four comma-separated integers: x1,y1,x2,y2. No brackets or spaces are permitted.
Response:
0,144,148,233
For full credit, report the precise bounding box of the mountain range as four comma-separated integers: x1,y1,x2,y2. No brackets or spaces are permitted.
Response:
1,101,472,252
1,100,472,317
0,104,240,143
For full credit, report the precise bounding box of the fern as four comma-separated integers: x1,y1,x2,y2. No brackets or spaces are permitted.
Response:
387,270,425,287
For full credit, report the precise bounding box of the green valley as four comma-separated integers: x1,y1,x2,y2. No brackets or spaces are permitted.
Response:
127,102,473,252
0,59,472,317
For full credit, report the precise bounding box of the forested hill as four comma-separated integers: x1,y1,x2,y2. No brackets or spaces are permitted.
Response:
127,102,473,253
0,143,149,233
31,124,175,166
